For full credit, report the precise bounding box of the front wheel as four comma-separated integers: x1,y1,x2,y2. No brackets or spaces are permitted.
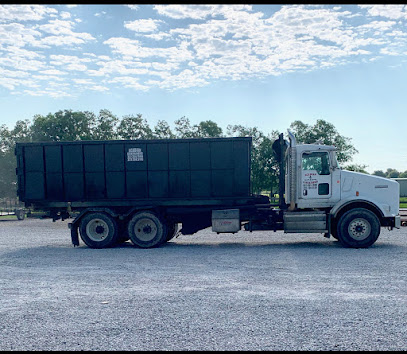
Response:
336,208,380,248
127,211,167,248
79,212,118,248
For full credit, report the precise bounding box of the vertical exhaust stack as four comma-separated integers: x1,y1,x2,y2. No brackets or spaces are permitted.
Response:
287,131,297,211
272,133,287,209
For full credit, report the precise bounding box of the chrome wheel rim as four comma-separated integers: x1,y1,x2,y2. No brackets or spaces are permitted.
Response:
133,218,158,242
348,218,371,240
86,219,109,242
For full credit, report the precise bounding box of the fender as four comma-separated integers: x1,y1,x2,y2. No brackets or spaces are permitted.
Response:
330,197,386,219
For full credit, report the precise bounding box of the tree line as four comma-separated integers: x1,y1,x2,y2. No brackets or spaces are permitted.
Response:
0,108,375,199
371,169,407,178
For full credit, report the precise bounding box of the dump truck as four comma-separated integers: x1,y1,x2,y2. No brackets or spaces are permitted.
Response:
15,131,401,249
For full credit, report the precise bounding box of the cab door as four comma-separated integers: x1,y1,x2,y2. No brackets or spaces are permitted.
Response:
301,151,332,200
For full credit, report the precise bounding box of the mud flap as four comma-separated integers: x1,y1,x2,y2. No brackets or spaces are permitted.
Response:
68,222,80,247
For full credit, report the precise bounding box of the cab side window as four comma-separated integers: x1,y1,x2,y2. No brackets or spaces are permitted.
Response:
302,152,330,175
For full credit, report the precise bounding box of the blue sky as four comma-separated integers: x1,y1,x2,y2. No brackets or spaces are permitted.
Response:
1,4,407,173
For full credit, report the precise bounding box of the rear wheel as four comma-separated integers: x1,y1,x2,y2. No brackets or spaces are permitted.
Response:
336,208,380,248
127,211,167,248
16,209,25,221
79,212,118,248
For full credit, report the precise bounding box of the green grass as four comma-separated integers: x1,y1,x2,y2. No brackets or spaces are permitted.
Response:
0,214,19,220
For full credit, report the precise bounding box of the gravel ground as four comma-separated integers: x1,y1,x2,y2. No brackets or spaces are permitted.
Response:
1,218,407,351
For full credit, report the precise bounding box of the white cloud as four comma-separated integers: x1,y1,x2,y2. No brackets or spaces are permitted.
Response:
60,11,71,19
73,78,94,85
0,67,29,78
153,5,252,20
0,5,57,23
143,32,171,41
93,59,150,76
23,88,73,98
92,4,407,92
0,77,24,90
124,19,163,33
2,4,407,97
380,47,402,56
39,69,66,75
67,63,88,71
5,46,43,59
359,5,407,20
49,54,92,71
153,69,208,90
358,20,396,32
89,85,109,92
0,55,46,71
0,23,42,47
38,19,94,39
104,37,193,62
108,76,149,91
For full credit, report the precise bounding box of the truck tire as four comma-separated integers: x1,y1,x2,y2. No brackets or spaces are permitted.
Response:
165,222,178,242
79,212,118,248
336,208,380,248
16,209,25,220
127,211,167,248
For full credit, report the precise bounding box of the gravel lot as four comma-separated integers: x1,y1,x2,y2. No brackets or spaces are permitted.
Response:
1,218,407,351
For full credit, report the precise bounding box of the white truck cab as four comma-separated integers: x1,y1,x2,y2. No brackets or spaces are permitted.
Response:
282,131,400,248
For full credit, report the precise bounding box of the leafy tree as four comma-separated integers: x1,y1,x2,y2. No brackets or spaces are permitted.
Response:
289,119,357,164
91,109,119,140
31,110,95,142
116,114,153,140
174,116,198,138
0,152,16,198
386,168,399,178
372,170,386,177
226,124,279,194
399,171,407,178
343,164,369,174
0,111,373,201
175,118,223,138
153,120,175,139
0,119,32,154
196,120,223,138
0,120,33,198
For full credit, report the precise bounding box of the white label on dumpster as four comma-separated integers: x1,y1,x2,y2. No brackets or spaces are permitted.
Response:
127,148,143,162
